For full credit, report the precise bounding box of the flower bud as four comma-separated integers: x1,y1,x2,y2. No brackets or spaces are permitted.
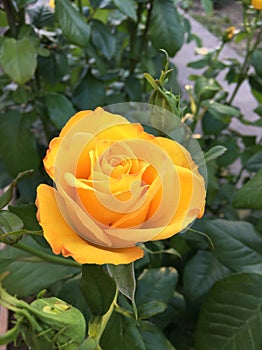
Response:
0,286,86,349
25,297,86,349
145,78,182,132
222,27,237,43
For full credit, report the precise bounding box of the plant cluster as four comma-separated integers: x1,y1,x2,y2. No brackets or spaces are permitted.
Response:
0,0,262,349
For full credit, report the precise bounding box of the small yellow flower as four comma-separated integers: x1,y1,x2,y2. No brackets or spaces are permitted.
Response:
227,27,236,40
49,0,55,9
252,0,262,9
223,27,237,43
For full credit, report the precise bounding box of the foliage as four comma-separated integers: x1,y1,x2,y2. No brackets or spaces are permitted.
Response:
0,0,262,349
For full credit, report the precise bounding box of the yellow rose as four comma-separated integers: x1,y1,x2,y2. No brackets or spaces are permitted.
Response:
252,0,262,9
36,107,206,265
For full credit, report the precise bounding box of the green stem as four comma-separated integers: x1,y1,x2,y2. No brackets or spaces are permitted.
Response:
87,290,118,348
78,0,83,14
191,106,207,133
0,287,41,332
2,0,17,37
228,24,262,105
233,166,245,185
205,42,225,78
140,0,153,54
129,3,144,75
0,229,43,240
188,228,214,250
10,242,81,268
39,110,53,144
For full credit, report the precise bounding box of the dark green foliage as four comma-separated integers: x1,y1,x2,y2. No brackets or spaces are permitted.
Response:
0,1,262,349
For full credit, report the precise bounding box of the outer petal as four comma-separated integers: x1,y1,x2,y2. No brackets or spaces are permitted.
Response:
59,110,93,137
153,137,196,170
152,167,206,241
60,107,130,140
35,184,144,265
43,137,62,180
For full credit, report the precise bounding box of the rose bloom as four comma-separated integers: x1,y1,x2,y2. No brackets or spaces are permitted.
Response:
252,0,262,9
36,108,206,265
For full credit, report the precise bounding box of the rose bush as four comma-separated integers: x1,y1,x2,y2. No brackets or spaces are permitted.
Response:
36,107,206,265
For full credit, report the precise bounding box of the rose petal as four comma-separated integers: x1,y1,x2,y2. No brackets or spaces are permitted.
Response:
152,167,206,241
43,137,62,180
65,173,150,228
55,178,116,247
36,184,144,264
59,110,93,137
76,117,154,178
153,137,197,170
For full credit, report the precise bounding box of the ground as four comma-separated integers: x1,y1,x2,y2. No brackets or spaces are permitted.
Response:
185,0,245,54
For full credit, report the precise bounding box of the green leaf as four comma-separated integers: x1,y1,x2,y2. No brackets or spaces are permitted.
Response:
101,313,143,350
202,110,228,135
194,77,221,101
233,168,262,209
254,104,262,117
204,145,227,163
91,20,116,60
57,275,91,320
0,37,37,84
0,237,79,297
200,0,213,14
101,313,175,350
206,101,241,117
11,85,30,104
112,0,137,21
0,110,40,177
152,291,186,330
195,273,262,350
14,0,36,8
73,73,105,110
183,251,231,303
0,170,34,210
38,51,68,84
216,137,239,166
9,203,41,231
204,219,262,274
136,267,178,305
107,263,136,303
79,337,97,350
187,57,209,69
252,48,262,77
45,93,76,129
0,320,22,346
139,321,176,350
90,0,104,9
245,150,262,172
55,0,90,47
28,6,55,28
125,76,142,101
137,301,167,320
80,265,116,316
249,75,262,103
0,8,8,27
0,210,24,244
149,0,184,57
